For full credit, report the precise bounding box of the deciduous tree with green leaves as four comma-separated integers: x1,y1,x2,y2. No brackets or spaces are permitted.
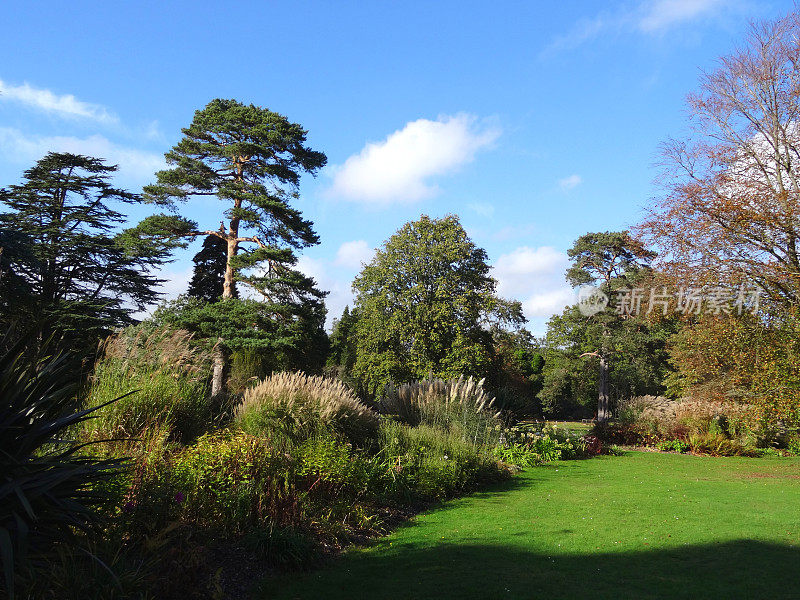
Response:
348,215,525,397
540,303,674,419
144,99,328,395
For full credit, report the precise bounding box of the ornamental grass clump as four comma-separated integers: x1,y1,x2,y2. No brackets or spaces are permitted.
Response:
236,372,379,446
378,376,502,447
86,324,217,444
377,421,507,501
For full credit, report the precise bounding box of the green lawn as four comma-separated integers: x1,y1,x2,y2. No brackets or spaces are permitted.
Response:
260,452,800,600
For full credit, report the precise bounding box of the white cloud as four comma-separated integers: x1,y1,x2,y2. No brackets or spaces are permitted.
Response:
494,246,568,297
638,0,725,32
0,79,118,124
335,240,374,269
142,120,165,142
521,288,577,319
0,127,165,185
544,13,615,55
156,266,194,299
327,113,500,204
558,174,582,191
493,246,574,325
297,255,354,329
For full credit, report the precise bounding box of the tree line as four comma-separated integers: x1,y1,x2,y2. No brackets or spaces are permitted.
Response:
4,11,800,427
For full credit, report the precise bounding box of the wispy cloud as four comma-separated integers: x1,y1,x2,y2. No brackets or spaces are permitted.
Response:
327,113,500,204
0,79,118,124
543,0,732,56
639,0,726,32
468,202,495,217
558,174,582,191
0,127,165,185
493,223,538,242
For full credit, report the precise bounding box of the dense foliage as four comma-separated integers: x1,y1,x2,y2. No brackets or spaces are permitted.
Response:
187,234,230,302
540,305,675,418
0,153,188,351
639,12,800,308
542,231,660,421
666,311,800,430
143,98,327,304
0,344,122,599
153,296,329,381
143,99,329,396
12,13,800,590
338,215,524,397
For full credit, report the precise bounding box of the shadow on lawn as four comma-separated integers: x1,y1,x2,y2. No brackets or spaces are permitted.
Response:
261,540,800,600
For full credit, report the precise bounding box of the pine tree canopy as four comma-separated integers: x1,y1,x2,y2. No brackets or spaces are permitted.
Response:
143,98,328,307
142,99,330,388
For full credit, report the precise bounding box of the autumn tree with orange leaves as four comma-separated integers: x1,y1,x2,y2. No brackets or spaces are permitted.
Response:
638,10,800,428
639,10,800,308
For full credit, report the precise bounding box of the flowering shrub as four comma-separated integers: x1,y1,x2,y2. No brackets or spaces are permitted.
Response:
582,435,603,456
495,423,593,466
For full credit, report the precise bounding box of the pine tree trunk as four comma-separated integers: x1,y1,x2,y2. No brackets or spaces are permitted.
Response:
216,190,241,395
211,338,225,399
223,237,237,300
597,354,610,423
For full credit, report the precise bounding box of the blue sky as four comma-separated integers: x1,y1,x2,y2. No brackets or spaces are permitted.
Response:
0,0,794,333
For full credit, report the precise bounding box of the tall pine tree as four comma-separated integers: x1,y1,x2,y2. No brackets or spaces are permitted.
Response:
144,99,328,395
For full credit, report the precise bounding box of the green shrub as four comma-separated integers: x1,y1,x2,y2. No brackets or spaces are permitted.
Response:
756,447,787,457
236,372,379,446
656,439,691,453
118,421,508,552
615,396,651,425
86,325,218,444
379,376,502,447
170,431,299,533
786,434,800,455
228,348,268,395
494,444,552,467
497,423,591,466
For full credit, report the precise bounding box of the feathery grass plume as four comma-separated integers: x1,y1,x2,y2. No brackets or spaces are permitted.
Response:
85,323,217,444
236,372,379,446
378,376,502,447
99,324,213,376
